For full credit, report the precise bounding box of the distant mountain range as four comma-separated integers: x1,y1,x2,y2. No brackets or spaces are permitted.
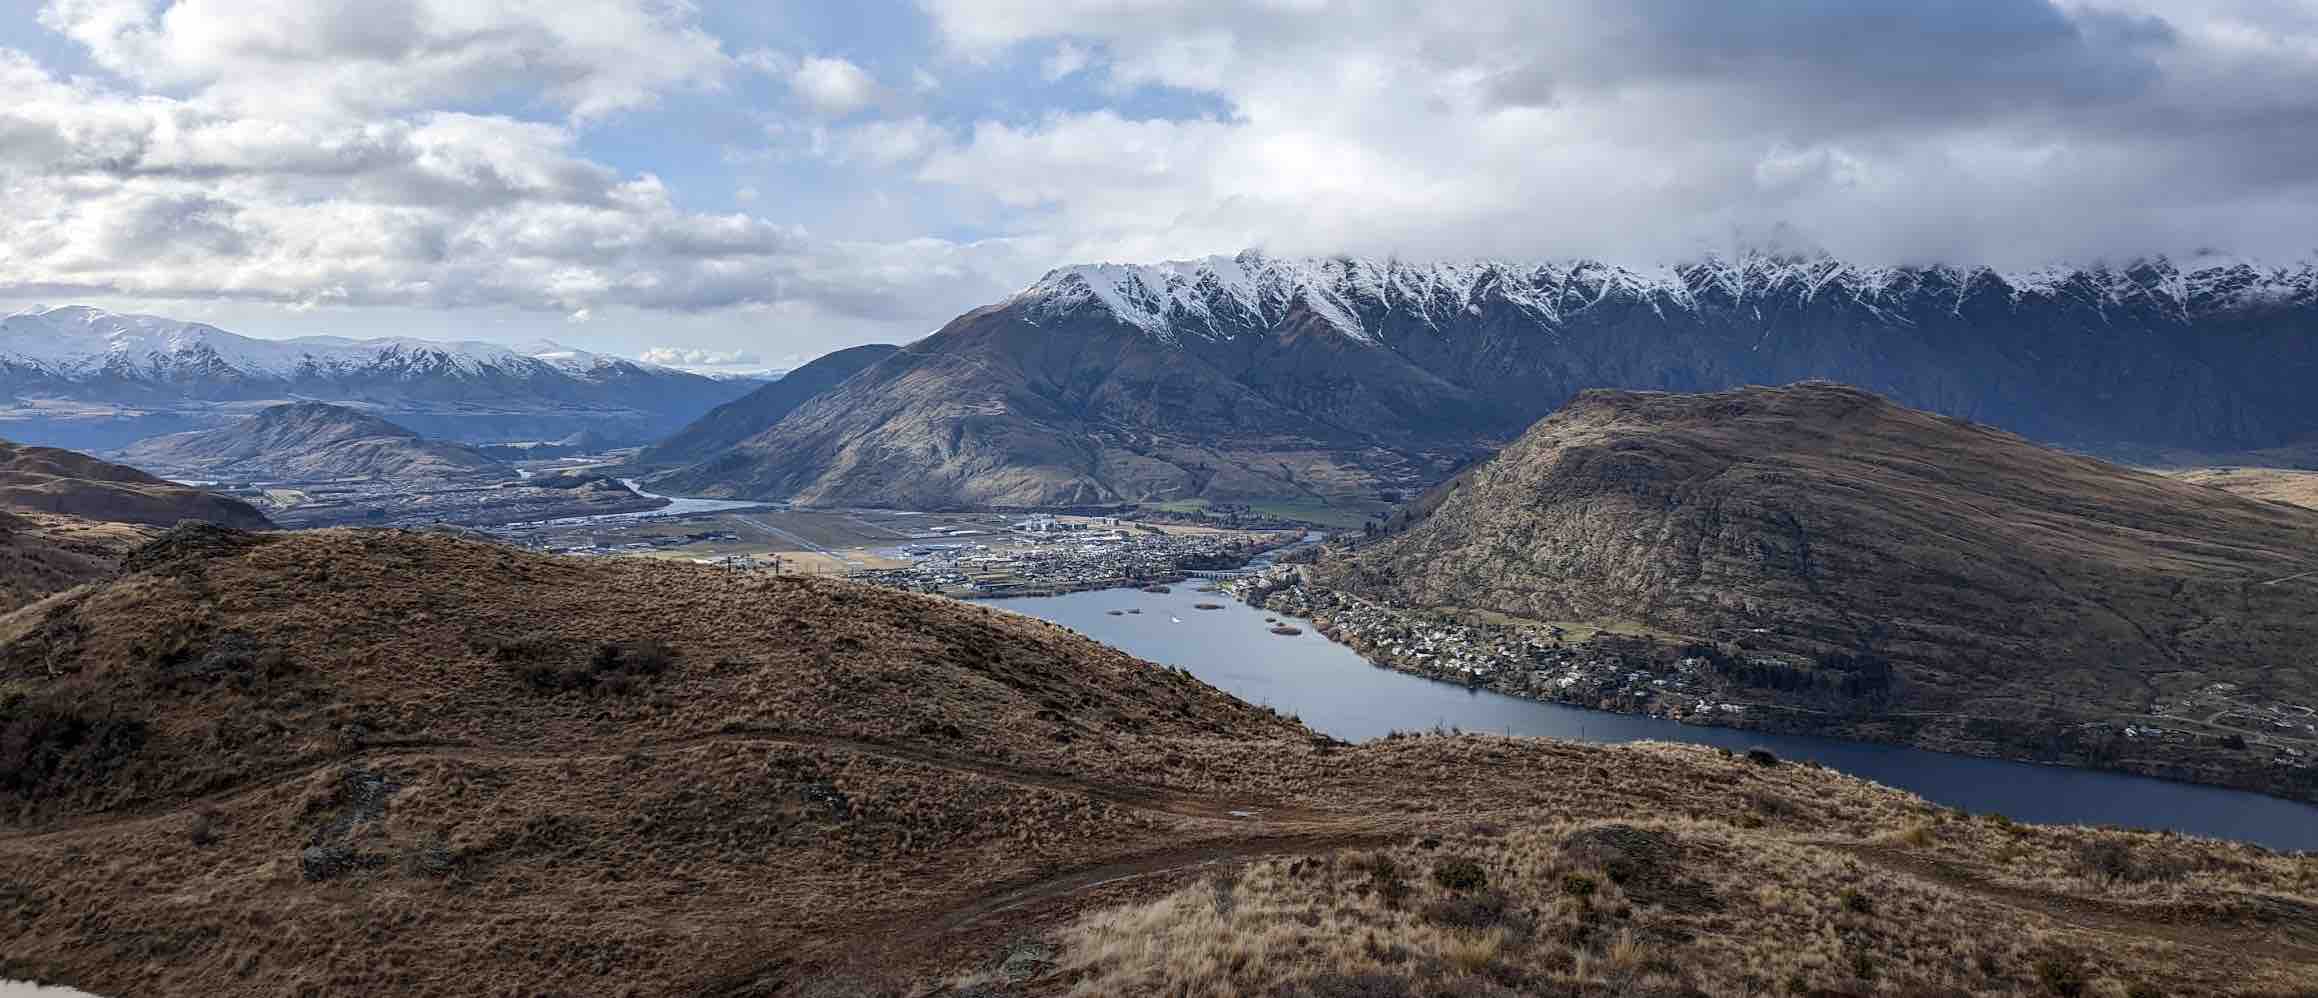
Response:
653,250,2318,510
0,305,757,450
119,401,513,483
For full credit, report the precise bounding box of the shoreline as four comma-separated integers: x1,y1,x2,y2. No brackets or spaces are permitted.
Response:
1223,577,2318,813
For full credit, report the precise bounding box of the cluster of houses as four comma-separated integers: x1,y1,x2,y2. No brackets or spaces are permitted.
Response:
1224,567,1751,723
2147,682,2318,766
854,526,1291,597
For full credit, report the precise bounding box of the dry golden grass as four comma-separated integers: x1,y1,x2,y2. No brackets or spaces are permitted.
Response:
0,511,157,614
991,815,2318,998
2168,466,2318,511
1,528,2312,997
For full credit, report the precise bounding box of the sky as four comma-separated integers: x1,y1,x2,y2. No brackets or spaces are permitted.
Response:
1,1,2315,371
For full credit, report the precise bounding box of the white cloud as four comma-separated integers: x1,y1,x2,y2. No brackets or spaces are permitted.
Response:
828,116,949,166
1040,41,1095,81
912,0,2318,268
38,0,731,120
640,346,763,367
0,46,1031,323
789,56,881,117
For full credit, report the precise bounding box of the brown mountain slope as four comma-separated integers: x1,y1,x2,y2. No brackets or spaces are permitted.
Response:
634,342,898,469
650,304,1460,509
118,401,511,482
1314,383,2318,766
2,528,2314,997
0,511,158,615
0,440,268,612
0,440,271,530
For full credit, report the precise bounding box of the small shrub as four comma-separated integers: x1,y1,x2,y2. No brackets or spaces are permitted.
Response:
2034,950,2090,997
1210,870,1239,916
1561,873,1597,899
1841,887,1874,914
2069,838,2187,886
1360,934,1411,965
1352,852,1411,908
593,639,674,676
1432,856,1487,892
1423,887,1513,931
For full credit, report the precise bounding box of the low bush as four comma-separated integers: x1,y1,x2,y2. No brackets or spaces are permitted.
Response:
2034,950,2090,997
1432,856,1487,892
0,694,148,799
2072,838,2188,886
496,636,678,695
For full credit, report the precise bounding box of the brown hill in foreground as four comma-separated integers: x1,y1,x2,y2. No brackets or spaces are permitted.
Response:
2,528,2313,997
1314,383,2318,786
118,401,512,482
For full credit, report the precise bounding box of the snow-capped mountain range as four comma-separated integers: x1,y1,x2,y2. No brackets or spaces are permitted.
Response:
1,305,664,383
662,249,2318,510
1016,251,2318,344
0,306,754,450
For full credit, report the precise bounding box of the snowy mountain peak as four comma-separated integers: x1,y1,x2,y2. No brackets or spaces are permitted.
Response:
1014,251,2318,342
0,305,710,395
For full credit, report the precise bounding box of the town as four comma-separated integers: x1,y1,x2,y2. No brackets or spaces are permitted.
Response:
847,515,1298,597
1223,566,1755,724
1224,566,2318,778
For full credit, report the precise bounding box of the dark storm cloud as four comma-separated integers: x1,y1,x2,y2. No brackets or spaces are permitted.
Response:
1484,0,2178,129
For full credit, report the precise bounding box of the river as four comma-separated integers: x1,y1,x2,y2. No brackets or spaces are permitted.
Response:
512,479,771,527
991,584,2318,851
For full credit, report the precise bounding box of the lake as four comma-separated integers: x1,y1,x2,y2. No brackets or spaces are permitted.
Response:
991,584,2318,852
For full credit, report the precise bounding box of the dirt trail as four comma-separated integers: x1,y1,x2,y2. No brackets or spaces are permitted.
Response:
0,728,1326,846
922,831,1396,936
1825,839,2318,962
701,830,1400,997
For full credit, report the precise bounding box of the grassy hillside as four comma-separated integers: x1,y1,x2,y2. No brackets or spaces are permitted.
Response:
1313,383,2318,793
0,528,2312,996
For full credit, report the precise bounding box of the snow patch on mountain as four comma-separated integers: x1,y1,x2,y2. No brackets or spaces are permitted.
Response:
1014,251,2318,343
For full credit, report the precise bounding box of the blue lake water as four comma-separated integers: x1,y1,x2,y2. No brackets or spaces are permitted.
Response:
992,584,2318,852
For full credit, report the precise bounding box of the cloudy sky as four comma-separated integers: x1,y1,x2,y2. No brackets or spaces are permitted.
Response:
2,1,2314,369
